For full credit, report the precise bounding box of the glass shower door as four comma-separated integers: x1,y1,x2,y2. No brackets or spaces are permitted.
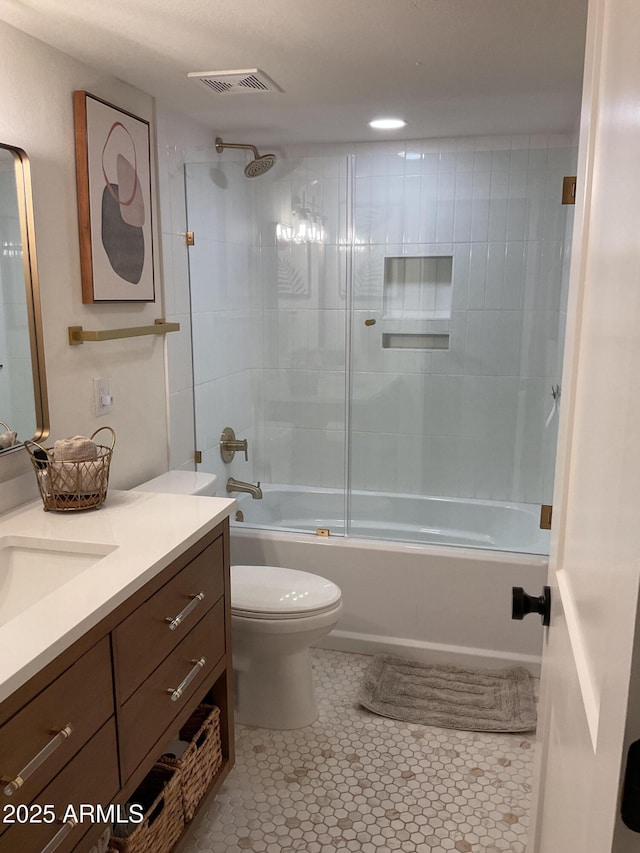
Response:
347,138,576,555
185,159,257,517
255,156,350,534
185,154,350,535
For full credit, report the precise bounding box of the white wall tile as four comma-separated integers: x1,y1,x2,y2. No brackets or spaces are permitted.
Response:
428,375,464,436
435,200,455,243
402,177,422,243
491,149,511,172
488,199,508,242
451,245,470,310
473,150,493,172
468,245,488,309
384,179,404,245
453,199,473,243
485,243,506,309
425,436,460,496
166,316,193,395
226,369,252,434
470,198,490,243
169,387,195,470
187,239,219,314
503,243,526,309
394,434,429,495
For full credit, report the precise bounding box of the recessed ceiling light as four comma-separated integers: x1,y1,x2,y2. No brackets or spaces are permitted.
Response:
368,118,407,130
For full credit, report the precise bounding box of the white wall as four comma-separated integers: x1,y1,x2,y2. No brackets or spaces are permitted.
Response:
0,21,169,504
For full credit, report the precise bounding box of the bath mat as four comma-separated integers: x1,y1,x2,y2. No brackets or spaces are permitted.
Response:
359,655,536,732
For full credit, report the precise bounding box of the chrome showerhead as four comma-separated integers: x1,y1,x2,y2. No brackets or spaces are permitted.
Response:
215,137,276,178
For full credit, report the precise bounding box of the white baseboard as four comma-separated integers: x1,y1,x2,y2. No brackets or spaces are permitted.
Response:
317,628,542,677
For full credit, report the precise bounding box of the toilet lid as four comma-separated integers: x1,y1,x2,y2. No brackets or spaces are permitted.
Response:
231,565,342,616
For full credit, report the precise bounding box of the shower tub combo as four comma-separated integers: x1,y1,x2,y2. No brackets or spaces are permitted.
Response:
230,485,548,675
186,140,571,678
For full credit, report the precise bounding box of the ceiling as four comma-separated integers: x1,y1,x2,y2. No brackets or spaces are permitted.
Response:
0,0,588,146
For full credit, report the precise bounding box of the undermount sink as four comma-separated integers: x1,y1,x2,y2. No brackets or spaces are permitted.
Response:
0,535,117,626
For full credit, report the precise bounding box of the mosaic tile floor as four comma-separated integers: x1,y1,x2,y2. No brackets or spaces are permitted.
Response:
177,649,537,853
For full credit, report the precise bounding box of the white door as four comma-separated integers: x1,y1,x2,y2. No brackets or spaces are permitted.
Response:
528,0,640,850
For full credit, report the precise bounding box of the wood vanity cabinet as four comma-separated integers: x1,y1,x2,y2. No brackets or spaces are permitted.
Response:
0,518,234,853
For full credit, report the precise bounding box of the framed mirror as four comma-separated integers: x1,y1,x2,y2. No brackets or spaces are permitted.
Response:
0,143,48,451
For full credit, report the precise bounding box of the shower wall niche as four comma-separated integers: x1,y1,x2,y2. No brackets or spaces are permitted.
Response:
382,255,452,350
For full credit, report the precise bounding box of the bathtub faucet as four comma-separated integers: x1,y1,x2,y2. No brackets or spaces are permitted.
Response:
226,477,263,500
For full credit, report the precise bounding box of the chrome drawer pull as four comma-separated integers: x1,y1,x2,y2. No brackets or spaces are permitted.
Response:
3,724,73,797
40,818,78,853
166,592,205,631
167,657,206,702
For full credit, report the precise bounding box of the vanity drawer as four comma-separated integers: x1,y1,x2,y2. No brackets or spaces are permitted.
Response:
0,637,113,824
119,598,225,781
0,718,119,853
114,536,224,702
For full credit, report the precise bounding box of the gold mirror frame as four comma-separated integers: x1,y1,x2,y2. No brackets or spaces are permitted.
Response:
0,143,49,446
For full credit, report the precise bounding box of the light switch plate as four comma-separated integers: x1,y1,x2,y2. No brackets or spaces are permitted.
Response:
94,378,113,417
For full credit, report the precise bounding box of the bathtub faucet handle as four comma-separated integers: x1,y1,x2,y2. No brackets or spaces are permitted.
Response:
220,426,248,462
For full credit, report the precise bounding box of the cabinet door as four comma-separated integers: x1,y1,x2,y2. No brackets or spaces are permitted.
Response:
0,638,113,828
0,719,119,853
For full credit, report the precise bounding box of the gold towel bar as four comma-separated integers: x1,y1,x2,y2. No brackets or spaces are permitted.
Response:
68,319,180,345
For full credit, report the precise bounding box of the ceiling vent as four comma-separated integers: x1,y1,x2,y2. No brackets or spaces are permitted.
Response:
187,68,283,94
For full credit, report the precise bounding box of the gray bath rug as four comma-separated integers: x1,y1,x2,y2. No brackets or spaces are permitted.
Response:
359,654,536,733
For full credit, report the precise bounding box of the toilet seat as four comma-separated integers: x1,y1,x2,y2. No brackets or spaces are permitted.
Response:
231,564,341,619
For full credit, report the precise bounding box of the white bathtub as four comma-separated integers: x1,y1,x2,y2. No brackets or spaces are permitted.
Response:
231,487,548,674
233,484,550,554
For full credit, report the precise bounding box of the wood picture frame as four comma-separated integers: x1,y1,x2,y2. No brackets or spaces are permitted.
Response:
73,91,155,303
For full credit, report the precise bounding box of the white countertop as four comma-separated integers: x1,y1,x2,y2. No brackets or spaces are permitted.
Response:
0,489,236,704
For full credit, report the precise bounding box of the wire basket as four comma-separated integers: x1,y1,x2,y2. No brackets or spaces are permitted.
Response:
24,426,116,512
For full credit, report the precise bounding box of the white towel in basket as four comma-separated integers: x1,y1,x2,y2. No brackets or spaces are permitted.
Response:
53,435,98,461
50,435,102,494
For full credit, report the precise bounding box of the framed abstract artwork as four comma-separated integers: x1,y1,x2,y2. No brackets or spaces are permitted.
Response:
73,91,155,303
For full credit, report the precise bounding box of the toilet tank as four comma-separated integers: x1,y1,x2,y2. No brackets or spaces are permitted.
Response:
134,470,218,496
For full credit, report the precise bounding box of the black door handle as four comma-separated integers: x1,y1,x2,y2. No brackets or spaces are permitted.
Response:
512,586,551,626
622,740,640,832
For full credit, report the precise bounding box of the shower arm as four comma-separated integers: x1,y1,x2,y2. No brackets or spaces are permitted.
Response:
215,138,259,158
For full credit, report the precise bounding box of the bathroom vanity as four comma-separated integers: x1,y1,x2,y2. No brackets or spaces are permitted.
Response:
0,489,235,853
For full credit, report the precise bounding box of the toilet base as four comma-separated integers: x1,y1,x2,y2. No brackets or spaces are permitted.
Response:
234,647,318,729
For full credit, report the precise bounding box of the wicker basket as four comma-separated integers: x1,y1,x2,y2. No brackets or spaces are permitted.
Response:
109,765,184,853
24,426,115,511
159,704,223,822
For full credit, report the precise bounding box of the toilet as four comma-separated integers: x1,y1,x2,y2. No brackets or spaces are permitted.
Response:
231,564,342,729
134,471,343,730
134,469,219,496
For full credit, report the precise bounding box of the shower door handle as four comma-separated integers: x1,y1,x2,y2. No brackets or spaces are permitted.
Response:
512,586,551,626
